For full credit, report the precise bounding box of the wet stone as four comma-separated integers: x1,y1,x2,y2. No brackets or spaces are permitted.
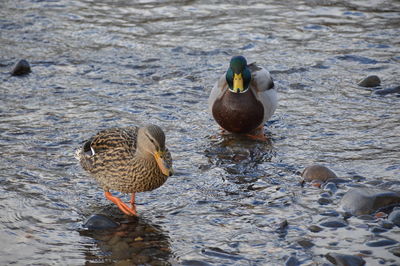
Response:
340,188,400,215
326,252,366,266
379,220,394,230
370,226,388,234
357,75,381,87
83,214,119,230
388,209,400,226
297,238,314,249
301,164,337,183
11,59,31,76
323,182,338,194
320,192,331,198
374,211,388,219
374,85,400,96
366,239,398,247
320,218,347,228
357,214,375,221
309,225,323,233
284,255,299,266
277,219,289,231
389,246,400,257
359,250,373,255
318,197,332,205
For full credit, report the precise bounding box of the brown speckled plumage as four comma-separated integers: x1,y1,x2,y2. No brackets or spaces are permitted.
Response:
76,125,173,194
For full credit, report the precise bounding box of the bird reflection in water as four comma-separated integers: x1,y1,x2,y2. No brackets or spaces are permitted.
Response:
79,210,172,265
205,132,275,186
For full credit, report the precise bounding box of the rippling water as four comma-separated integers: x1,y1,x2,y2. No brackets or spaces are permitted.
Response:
1,0,400,265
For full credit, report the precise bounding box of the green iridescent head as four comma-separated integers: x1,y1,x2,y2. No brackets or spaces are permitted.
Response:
226,56,251,93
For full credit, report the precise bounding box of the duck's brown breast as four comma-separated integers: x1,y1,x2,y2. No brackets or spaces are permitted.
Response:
212,89,264,133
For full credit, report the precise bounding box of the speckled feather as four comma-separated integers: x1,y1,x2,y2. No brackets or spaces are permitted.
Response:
76,126,172,193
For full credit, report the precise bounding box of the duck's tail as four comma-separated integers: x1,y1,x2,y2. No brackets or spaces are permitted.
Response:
74,147,82,161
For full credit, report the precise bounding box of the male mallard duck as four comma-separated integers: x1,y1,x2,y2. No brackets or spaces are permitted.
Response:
75,125,173,216
208,56,277,138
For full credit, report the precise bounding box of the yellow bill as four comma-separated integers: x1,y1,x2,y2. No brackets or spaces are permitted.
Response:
233,73,244,93
154,151,173,176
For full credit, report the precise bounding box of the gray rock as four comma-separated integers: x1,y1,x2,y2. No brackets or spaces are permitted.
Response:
357,75,381,87
388,210,400,226
320,218,347,228
309,225,323,233
326,252,365,266
365,239,397,247
374,85,400,96
301,164,338,183
323,182,338,194
285,255,299,266
83,214,119,230
340,188,400,215
11,59,31,76
370,226,388,234
379,220,394,229
318,197,332,205
389,246,400,257
297,238,314,249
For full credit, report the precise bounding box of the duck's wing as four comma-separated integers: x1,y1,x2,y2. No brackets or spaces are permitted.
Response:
88,127,138,155
248,62,275,92
208,72,229,114
78,127,138,172
248,63,278,123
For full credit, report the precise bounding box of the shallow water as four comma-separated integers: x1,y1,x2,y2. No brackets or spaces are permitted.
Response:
1,0,400,265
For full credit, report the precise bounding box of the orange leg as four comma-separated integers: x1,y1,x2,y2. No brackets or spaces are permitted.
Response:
104,191,137,216
245,125,268,141
130,193,137,213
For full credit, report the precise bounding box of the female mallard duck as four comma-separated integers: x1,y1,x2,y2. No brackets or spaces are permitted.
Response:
208,55,277,139
75,125,173,216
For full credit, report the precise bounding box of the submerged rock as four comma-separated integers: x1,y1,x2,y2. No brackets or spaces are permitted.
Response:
320,217,347,228
389,246,400,257
325,252,365,266
388,209,400,226
308,225,323,233
340,188,400,215
301,165,338,183
83,214,119,230
357,75,380,87
297,238,314,249
374,85,400,96
284,255,299,266
11,59,31,76
323,182,338,194
365,239,397,247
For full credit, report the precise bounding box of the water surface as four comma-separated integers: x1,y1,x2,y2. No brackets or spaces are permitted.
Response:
1,0,400,265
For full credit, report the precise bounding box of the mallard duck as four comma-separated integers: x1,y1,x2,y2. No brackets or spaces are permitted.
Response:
208,56,277,138
75,125,173,216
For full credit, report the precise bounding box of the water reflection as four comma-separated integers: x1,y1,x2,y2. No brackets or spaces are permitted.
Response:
205,133,275,179
79,211,172,264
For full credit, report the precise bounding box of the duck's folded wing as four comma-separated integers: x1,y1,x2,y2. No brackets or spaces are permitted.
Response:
78,127,138,172
249,63,275,92
208,72,228,113
89,127,138,154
